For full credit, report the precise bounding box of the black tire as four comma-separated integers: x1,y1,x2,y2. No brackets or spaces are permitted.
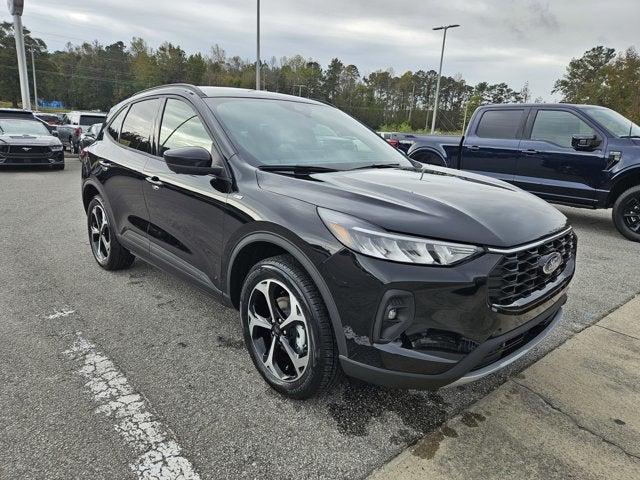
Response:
612,185,640,242
87,195,135,270
240,254,340,399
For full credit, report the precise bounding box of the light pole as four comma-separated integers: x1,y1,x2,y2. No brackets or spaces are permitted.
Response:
256,0,261,90
7,0,31,110
430,24,459,134
30,49,38,111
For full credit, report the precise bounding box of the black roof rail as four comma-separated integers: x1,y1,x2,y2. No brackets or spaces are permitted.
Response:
134,83,205,98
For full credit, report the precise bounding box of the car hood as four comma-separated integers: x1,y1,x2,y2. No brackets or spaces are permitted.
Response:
257,166,568,248
0,134,61,146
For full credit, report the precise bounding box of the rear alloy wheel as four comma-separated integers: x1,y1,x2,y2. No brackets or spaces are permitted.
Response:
613,186,640,242
87,196,135,270
240,255,340,398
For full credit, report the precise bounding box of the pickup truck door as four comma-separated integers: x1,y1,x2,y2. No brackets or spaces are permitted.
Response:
515,108,607,206
460,107,528,182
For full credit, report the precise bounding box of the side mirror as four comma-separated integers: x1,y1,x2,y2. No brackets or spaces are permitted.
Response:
572,134,601,151
163,146,225,176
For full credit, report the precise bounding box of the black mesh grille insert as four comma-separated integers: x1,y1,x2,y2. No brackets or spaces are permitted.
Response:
488,230,576,307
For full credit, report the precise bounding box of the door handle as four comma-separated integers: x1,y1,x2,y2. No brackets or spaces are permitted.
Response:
467,145,480,151
145,176,164,190
98,159,113,169
520,149,539,155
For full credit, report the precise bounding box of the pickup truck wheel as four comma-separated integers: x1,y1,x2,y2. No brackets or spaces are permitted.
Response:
240,254,340,399
613,185,640,242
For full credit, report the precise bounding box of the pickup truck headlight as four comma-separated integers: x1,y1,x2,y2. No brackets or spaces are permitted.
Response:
50,144,63,151
318,208,482,266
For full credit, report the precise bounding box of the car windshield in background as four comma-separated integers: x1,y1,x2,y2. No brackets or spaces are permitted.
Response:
79,115,106,126
205,97,412,170
580,106,640,138
0,119,50,136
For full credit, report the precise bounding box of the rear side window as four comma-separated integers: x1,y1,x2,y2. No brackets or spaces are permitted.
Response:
106,108,127,141
476,110,524,139
119,99,160,154
531,110,595,148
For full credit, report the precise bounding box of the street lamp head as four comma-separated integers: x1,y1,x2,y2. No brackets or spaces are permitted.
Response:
433,24,460,31
7,0,24,16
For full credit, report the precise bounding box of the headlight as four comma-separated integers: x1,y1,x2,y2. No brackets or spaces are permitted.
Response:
318,207,482,266
50,144,63,151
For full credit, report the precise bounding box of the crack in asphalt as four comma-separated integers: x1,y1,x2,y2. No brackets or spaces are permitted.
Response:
511,380,640,462
594,324,640,342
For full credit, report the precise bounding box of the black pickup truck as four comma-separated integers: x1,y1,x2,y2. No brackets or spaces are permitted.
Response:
404,104,640,241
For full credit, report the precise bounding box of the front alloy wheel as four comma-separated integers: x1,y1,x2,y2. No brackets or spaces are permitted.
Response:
613,185,640,242
240,254,340,398
248,279,310,382
86,195,135,270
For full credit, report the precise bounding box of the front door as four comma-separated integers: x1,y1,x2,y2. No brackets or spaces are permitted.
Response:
516,108,607,206
143,97,227,295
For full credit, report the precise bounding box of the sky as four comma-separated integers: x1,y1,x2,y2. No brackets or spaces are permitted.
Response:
2,0,639,100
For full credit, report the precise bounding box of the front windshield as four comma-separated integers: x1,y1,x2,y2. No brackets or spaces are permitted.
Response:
205,97,413,170
0,119,50,136
580,106,640,137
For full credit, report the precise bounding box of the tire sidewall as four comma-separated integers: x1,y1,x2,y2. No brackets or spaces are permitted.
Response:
240,262,324,397
613,186,640,242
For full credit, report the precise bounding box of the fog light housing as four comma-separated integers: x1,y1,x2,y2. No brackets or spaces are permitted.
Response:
373,290,415,343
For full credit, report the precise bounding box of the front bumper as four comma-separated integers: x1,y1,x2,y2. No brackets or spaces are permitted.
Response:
0,151,64,166
340,304,563,389
321,229,575,390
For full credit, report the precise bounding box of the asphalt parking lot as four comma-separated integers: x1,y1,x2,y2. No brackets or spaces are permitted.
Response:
1,157,640,480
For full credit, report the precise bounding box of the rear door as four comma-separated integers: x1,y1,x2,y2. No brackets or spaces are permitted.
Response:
92,98,161,255
460,108,528,182
515,108,607,206
143,96,228,295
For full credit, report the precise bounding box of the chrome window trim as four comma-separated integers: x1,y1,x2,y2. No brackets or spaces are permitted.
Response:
487,227,573,254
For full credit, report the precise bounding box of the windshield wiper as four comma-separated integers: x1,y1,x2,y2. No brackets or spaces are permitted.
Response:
349,163,400,171
258,165,339,174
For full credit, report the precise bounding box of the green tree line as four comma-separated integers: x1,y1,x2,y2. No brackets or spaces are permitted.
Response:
1,22,638,130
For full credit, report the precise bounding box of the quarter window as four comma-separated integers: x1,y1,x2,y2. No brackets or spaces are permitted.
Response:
119,99,160,154
106,108,127,141
476,110,524,139
159,99,212,156
531,110,595,148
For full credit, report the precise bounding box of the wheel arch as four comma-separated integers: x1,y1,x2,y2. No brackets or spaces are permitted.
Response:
607,169,640,208
82,181,102,212
226,231,348,356
408,146,448,167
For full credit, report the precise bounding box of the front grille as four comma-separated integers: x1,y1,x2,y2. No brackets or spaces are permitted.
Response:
471,312,555,371
8,145,51,155
488,230,576,307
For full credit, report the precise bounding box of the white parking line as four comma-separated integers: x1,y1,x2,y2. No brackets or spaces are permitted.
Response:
46,308,76,319
64,333,201,480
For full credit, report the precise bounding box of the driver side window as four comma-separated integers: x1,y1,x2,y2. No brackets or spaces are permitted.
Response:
531,110,594,148
159,99,213,156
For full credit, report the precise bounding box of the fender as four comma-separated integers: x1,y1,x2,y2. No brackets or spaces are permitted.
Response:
225,231,348,356
605,165,640,206
82,178,108,211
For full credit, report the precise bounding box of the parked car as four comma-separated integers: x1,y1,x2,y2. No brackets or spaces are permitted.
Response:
78,122,103,154
407,104,640,241
378,131,419,152
35,112,62,126
58,110,107,153
0,108,64,169
81,85,576,398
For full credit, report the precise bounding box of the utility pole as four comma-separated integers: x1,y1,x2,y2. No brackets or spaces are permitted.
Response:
462,102,469,133
8,0,31,110
30,48,38,111
431,24,459,134
256,0,261,90
408,83,415,123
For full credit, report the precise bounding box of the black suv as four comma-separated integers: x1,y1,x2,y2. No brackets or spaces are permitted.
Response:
81,84,576,398
0,109,64,169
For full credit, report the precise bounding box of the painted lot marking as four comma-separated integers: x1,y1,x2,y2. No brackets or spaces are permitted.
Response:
46,308,76,320
64,332,200,480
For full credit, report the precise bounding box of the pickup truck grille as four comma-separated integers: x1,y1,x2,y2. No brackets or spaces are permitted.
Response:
488,229,576,307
